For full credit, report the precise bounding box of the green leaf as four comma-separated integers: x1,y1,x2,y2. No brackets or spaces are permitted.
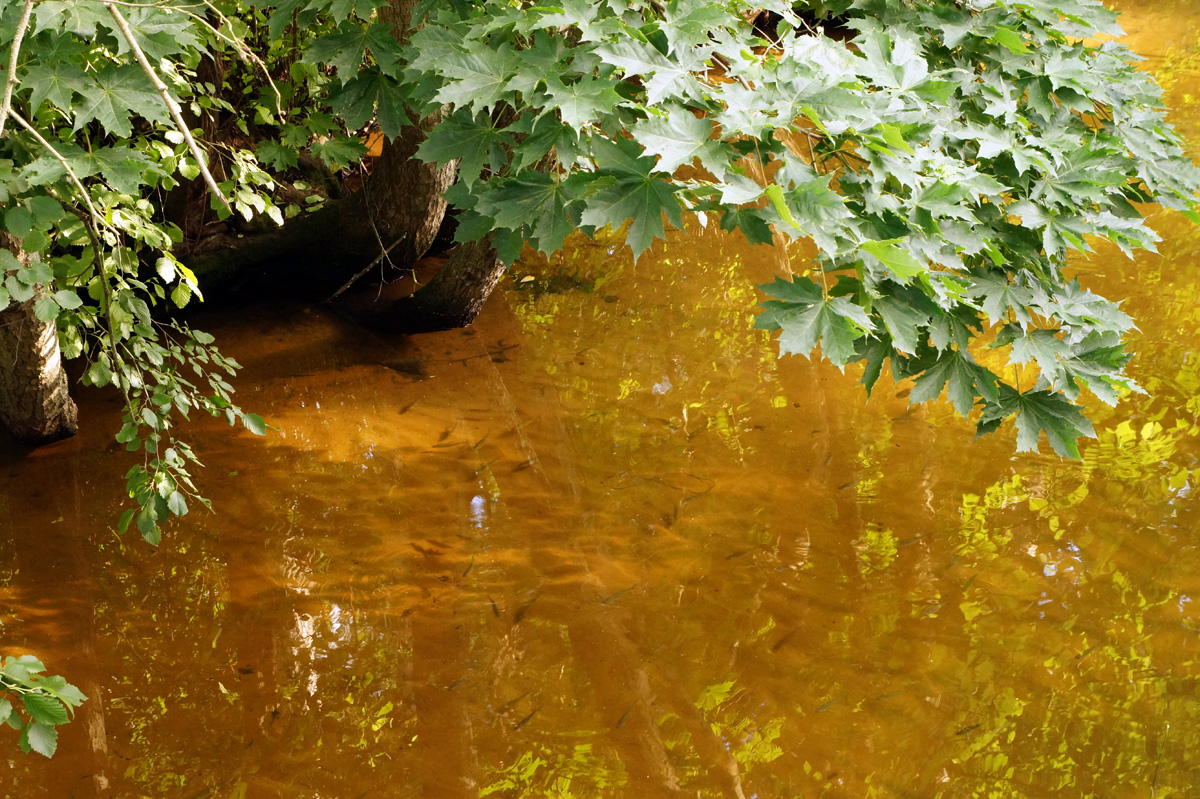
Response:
117,508,136,535
875,295,929,355
859,240,926,282
433,45,520,111
22,694,67,727
990,26,1031,55
5,207,33,239
6,275,34,303
980,387,1095,459
310,137,368,169
33,0,108,37
255,141,299,172
72,65,165,139
910,350,999,416
0,699,11,726
1010,329,1071,390
33,295,59,323
23,722,58,758
243,413,268,436
632,106,729,179
542,75,622,132
86,360,113,387
770,297,872,366
595,39,692,105
578,176,681,260
21,61,90,112
327,69,410,136
419,111,511,187
475,173,582,255
53,290,82,310
765,184,800,230
303,22,405,77
167,491,188,517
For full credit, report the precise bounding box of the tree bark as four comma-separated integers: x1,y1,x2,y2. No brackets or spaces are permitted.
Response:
0,233,78,445
180,0,456,300
384,238,506,333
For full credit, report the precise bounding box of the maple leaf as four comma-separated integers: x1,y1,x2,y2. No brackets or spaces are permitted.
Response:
72,65,165,139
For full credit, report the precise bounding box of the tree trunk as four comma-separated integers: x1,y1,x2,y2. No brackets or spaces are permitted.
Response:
180,0,455,300
385,238,507,333
0,234,78,446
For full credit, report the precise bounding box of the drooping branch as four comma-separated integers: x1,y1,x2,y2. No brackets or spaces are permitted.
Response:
104,2,232,214
6,110,111,231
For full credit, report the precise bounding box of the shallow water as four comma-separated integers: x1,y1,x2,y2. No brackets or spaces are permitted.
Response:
5,5,1200,798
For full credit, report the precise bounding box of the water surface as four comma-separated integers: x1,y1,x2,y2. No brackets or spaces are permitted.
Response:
4,5,1200,797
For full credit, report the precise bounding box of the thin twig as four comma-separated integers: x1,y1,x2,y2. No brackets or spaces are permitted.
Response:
0,0,35,138
108,0,286,117
59,202,138,436
325,234,410,302
7,110,112,232
196,0,284,116
104,1,233,213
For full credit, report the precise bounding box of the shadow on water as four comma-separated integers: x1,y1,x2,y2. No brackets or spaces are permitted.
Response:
6,3,1200,797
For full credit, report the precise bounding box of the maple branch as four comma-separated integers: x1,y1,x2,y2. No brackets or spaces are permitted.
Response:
104,1,233,213
0,0,35,139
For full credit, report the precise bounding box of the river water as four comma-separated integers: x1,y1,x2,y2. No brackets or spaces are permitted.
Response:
4,5,1200,798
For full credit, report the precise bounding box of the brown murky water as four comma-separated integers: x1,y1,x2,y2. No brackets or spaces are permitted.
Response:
5,4,1200,798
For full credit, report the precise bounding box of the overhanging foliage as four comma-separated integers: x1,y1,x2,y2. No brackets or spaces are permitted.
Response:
0,0,1197,546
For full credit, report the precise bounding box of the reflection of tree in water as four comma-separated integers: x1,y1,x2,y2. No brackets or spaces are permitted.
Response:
511,223,787,461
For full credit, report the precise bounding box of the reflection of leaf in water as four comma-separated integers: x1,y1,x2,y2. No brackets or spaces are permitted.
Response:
696,680,739,712
480,744,627,797
854,524,898,574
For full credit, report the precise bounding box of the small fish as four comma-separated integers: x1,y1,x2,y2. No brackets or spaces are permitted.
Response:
961,573,978,592
446,678,467,691
472,433,490,450
615,705,634,729
514,457,538,472
399,398,421,415
433,440,464,449
815,695,845,713
837,478,861,490
822,453,832,466
474,459,498,476
772,630,796,652
1075,643,1100,661
463,557,474,577
897,537,922,547
726,546,757,560
437,422,459,443
513,594,539,623
601,587,634,605
513,709,539,731
921,601,946,617
498,692,530,712
411,543,434,558
956,723,982,735
488,596,501,618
